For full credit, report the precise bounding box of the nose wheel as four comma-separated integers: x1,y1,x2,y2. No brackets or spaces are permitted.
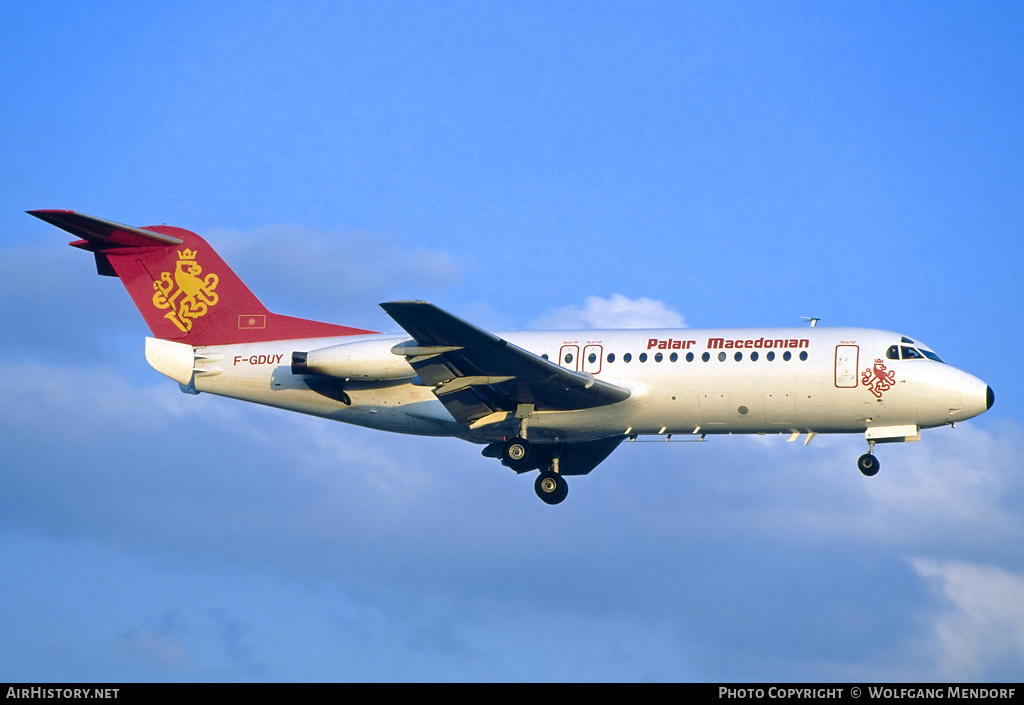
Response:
857,453,880,476
858,440,880,476
535,470,568,505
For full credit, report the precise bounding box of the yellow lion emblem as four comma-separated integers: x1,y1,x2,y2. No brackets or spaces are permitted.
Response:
152,249,219,333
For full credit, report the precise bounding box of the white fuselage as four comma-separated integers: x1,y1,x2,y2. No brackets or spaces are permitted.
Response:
176,327,991,445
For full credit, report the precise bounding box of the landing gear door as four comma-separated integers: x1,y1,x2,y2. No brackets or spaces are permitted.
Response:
835,345,859,388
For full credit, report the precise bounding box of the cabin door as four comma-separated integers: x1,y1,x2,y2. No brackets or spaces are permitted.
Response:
834,345,859,388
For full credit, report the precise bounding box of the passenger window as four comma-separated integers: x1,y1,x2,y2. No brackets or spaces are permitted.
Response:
702,352,710,362
767,351,775,361
588,353,597,364
718,352,726,362
750,351,759,361
639,353,648,363
783,351,792,361
686,352,694,362
799,351,808,361
624,353,632,363
669,352,678,362
607,353,615,363
654,352,663,362
734,352,742,362
564,353,574,364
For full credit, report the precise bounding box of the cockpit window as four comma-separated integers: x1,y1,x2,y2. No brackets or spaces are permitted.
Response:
889,341,946,363
901,336,915,344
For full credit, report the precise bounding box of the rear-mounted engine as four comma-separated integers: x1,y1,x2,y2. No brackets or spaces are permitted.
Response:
291,339,414,380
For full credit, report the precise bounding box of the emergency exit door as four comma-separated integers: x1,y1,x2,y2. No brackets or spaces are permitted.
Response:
559,345,580,371
582,345,603,374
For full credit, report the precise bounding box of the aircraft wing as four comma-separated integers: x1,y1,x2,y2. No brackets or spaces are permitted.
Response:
381,301,631,425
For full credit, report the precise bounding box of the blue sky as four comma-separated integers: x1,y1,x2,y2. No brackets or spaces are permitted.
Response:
2,1,1022,682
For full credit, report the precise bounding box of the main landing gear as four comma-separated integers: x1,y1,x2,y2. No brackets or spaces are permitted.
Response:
502,437,534,472
534,469,568,505
494,437,570,505
858,440,880,477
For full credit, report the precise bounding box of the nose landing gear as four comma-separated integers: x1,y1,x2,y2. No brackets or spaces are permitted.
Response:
858,440,880,476
857,453,880,476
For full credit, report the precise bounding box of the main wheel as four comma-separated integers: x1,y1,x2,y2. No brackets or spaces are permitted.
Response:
503,437,534,471
858,453,880,477
535,471,568,505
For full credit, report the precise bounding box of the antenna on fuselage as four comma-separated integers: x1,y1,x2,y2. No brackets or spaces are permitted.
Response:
802,317,820,327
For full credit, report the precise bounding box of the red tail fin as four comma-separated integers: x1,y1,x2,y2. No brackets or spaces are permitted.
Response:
30,210,376,345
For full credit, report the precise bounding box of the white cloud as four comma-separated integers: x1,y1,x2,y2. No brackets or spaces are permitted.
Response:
0,244,142,359
2,348,1021,681
531,294,686,330
612,421,1024,556
856,424,1024,546
112,629,191,671
911,558,1024,680
205,224,461,328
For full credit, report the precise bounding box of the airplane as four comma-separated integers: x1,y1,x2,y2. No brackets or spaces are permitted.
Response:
29,209,995,505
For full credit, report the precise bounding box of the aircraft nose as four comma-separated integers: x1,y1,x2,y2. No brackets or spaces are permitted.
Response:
945,372,993,423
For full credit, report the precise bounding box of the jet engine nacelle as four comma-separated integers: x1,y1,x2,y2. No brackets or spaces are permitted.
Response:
292,339,414,380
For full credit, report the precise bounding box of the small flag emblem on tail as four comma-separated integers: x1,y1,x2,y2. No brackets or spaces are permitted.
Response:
238,314,266,329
